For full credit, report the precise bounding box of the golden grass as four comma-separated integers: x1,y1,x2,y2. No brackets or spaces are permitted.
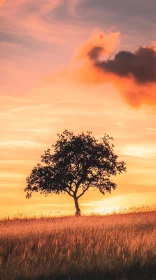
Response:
0,211,156,280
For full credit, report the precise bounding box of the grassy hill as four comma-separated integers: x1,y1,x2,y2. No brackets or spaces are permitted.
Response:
0,211,156,280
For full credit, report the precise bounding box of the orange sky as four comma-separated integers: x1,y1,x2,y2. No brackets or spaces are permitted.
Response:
0,0,156,218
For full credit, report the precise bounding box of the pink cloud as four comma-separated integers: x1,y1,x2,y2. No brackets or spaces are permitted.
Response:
0,0,92,96
0,0,87,45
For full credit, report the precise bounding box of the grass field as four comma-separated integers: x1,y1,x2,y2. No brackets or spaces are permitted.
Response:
0,211,156,280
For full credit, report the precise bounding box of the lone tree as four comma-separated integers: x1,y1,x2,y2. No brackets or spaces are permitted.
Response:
25,130,126,216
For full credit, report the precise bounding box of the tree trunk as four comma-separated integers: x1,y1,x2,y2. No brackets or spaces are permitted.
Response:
74,197,81,216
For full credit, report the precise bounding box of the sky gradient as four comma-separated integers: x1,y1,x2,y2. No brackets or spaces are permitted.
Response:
0,0,156,217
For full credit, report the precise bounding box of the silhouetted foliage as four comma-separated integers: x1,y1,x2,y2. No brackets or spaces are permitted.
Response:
25,130,126,215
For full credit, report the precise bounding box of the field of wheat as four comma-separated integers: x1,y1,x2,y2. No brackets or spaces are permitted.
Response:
0,211,156,280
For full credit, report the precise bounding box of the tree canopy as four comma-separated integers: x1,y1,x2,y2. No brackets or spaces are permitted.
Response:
24,130,126,215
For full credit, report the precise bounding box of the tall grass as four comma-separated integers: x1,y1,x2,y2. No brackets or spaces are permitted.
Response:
0,211,156,280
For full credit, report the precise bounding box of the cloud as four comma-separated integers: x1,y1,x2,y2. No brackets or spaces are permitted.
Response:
0,0,87,48
76,29,120,60
0,140,47,149
89,45,156,84
56,30,156,108
51,29,120,84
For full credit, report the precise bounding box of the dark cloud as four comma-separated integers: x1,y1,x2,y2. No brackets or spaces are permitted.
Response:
88,46,156,84
69,30,156,108
88,46,104,60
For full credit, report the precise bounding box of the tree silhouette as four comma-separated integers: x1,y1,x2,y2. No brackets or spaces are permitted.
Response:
24,130,126,216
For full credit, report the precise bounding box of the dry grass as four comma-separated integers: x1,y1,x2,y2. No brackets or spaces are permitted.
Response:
0,211,156,280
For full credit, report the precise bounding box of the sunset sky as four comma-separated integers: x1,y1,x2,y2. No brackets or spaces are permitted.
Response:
0,0,156,218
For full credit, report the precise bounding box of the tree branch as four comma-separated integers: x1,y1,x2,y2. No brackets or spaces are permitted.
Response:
77,183,91,199
65,189,74,197
75,164,89,194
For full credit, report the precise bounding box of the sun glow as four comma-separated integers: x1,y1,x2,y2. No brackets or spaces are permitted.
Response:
92,206,124,215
